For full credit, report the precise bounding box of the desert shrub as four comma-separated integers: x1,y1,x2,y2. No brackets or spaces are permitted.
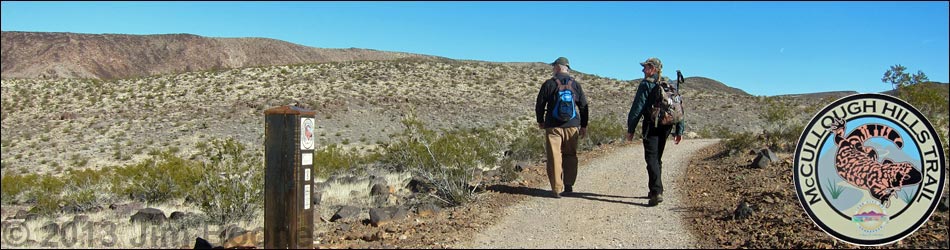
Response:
1,174,40,204
581,114,626,151
384,114,503,206
507,126,545,162
313,144,364,178
759,97,807,152
61,168,112,211
111,151,203,203
191,138,264,225
496,158,521,183
711,126,759,154
28,174,67,215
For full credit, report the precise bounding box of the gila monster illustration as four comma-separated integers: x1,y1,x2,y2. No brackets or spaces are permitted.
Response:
827,118,922,208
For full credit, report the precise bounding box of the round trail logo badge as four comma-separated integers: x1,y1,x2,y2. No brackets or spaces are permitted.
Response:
794,93,946,246
300,118,315,150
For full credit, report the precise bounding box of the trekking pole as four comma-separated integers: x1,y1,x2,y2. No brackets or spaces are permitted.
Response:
676,70,684,90
676,70,685,115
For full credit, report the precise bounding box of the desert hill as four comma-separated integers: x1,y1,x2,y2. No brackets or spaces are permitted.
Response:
0,32,840,174
1,31,436,80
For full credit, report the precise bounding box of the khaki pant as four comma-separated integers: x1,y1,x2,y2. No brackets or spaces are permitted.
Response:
544,127,579,193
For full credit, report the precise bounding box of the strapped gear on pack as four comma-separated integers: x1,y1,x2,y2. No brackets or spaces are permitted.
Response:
648,70,685,127
552,77,577,122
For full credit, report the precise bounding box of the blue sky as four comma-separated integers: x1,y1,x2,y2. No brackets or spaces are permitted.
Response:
2,1,948,96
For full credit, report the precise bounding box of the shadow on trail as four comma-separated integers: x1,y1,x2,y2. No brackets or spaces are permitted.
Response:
565,192,653,207
486,184,557,199
486,185,669,208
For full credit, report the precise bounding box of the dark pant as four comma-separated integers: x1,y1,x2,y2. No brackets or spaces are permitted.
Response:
642,124,673,196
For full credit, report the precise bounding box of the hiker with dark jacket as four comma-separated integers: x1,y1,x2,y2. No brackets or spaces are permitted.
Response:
625,57,685,206
536,56,589,198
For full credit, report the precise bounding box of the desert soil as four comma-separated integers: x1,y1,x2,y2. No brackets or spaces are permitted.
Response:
457,139,719,248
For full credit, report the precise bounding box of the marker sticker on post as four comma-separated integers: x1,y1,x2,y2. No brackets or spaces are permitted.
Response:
302,153,313,166
300,118,315,150
303,185,311,210
304,169,311,181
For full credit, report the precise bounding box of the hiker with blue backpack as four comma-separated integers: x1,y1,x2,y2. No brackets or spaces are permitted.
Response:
535,56,589,198
625,57,686,206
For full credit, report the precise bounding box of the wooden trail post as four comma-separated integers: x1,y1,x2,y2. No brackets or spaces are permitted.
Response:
263,105,316,249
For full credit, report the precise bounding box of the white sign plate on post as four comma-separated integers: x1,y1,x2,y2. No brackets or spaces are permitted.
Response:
300,118,315,150
302,153,313,166
303,185,311,210
304,169,311,182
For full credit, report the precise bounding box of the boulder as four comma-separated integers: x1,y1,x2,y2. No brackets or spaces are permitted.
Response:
218,224,246,242
130,208,166,224
371,183,391,196
752,154,769,169
330,206,360,222
369,208,392,227
369,207,409,227
761,148,778,162
110,202,144,216
939,194,949,212
169,211,188,221
752,148,776,169
406,178,434,193
733,200,754,220
223,231,260,249
193,237,215,249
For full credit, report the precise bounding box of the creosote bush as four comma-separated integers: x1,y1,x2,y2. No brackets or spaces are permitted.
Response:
384,113,503,206
192,138,264,225
0,138,260,220
581,114,626,151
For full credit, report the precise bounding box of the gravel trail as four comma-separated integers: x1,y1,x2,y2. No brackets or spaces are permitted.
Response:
459,139,719,248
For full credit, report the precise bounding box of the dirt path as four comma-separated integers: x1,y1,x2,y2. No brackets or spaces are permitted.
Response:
457,139,719,248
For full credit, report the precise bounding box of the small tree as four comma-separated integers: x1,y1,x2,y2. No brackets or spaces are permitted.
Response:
882,64,929,90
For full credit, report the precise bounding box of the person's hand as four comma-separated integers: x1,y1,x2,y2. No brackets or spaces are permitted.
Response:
673,135,682,145
579,127,587,139
538,123,544,129
625,133,634,142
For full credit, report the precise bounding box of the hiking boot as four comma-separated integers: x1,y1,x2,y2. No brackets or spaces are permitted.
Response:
648,194,663,206
561,185,573,196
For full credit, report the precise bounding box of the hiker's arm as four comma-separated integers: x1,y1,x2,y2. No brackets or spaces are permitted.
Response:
536,81,550,127
576,82,589,128
674,119,685,136
627,81,649,134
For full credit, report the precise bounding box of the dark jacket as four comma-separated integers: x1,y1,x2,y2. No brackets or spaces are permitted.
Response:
536,72,589,128
627,75,685,136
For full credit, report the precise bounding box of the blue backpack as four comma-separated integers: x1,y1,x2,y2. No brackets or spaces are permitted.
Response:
552,77,577,122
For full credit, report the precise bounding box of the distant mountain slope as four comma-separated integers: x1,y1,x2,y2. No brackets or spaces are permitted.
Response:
775,91,858,99
1,31,435,79
681,77,749,96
